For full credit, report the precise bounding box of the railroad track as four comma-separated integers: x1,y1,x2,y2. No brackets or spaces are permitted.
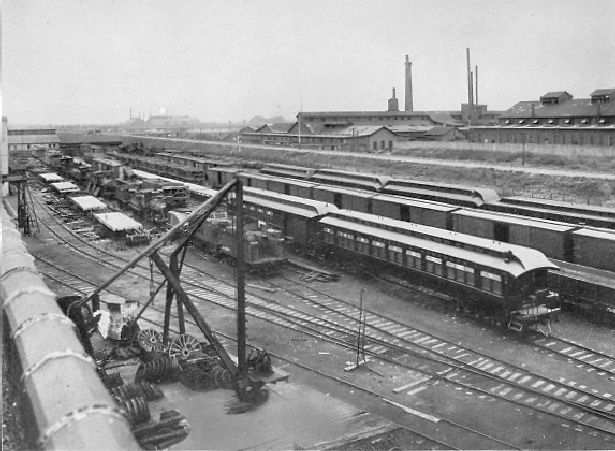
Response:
366,268,615,381
33,248,615,445
34,257,463,450
30,188,615,445
528,335,615,377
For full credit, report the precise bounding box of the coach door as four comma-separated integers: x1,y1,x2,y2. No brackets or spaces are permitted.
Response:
400,205,410,222
333,193,342,209
494,222,510,242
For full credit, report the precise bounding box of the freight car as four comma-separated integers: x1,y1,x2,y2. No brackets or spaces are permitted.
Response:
171,207,288,273
239,187,336,250
316,210,560,332
549,261,615,325
487,196,615,229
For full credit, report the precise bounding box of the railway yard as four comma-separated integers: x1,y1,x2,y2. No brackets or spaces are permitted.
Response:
3,141,615,450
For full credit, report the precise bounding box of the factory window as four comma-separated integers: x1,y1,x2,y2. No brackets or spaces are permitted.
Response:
373,142,377,151
426,255,442,276
388,140,393,150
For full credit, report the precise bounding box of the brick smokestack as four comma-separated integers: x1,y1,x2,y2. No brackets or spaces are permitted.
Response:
405,55,414,112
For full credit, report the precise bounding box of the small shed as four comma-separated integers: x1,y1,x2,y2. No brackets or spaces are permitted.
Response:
94,212,143,238
70,195,107,212
50,181,80,194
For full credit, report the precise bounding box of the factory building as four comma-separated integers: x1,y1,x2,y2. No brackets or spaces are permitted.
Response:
7,127,60,152
468,89,615,146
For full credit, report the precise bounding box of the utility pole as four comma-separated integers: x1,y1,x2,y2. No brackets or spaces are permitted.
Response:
236,180,247,377
356,288,366,367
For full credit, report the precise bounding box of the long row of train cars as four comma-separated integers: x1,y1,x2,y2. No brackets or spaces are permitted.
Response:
41,148,614,323
207,165,615,274
229,187,562,332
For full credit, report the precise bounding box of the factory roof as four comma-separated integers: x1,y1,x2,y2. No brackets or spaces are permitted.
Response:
8,134,60,144
70,195,107,211
94,212,142,231
591,88,615,97
58,133,123,144
501,98,615,119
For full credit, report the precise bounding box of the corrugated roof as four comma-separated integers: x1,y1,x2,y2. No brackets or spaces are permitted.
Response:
94,212,142,231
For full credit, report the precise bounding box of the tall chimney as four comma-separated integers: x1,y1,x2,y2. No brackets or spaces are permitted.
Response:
405,55,414,112
466,48,473,107
475,65,479,106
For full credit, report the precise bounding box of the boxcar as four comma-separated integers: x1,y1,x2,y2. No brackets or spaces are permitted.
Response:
451,209,576,261
370,194,458,229
382,179,498,208
312,185,377,212
572,228,615,272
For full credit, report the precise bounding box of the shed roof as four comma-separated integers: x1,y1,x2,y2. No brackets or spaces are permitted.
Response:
501,98,615,119
39,172,64,182
70,195,107,211
51,181,80,193
94,212,142,231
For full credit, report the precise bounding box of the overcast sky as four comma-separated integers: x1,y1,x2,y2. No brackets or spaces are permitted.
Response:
3,0,614,125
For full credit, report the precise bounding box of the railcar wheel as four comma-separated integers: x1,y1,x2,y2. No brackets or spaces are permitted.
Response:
137,329,164,353
168,334,201,360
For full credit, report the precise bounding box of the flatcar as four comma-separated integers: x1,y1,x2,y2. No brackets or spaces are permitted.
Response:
316,210,560,332
172,208,287,273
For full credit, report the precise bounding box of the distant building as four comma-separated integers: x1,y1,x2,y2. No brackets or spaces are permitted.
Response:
58,133,124,155
468,89,615,146
7,127,60,152
241,124,401,152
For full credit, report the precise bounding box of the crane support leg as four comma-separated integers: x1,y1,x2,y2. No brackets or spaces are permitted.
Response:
150,252,237,375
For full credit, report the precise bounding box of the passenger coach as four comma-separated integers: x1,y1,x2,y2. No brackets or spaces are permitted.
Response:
316,211,560,332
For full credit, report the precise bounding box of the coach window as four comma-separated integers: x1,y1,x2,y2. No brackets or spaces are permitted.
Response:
388,244,402,264
426,255,443,276
405,249,421,268
323,227,334,243
372,240,386,258
356,236,370,254
480,271,502,295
